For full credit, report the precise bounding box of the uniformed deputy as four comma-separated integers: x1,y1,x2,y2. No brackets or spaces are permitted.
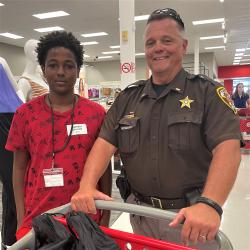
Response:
71,8,241,248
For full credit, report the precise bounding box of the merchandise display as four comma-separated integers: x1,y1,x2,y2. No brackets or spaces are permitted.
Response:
88,86,100,99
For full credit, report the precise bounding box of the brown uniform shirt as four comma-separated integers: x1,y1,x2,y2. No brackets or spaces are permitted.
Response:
99,69,241,198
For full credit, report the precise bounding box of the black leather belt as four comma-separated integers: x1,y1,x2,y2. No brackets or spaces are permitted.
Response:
132,191,187,209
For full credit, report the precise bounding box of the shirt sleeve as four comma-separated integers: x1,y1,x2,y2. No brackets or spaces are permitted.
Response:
5,106,28,152
203,84,241,151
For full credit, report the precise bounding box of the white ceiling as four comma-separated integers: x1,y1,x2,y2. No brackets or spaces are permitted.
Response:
0,0,250,66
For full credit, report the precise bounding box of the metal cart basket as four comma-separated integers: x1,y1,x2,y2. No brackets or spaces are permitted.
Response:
8,200,233,250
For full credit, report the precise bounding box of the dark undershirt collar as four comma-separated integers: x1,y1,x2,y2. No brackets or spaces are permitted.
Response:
151,82,168,97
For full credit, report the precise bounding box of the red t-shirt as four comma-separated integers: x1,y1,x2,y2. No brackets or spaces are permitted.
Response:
6,95,105,229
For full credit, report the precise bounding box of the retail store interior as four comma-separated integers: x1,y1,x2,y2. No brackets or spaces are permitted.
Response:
1,0,250,249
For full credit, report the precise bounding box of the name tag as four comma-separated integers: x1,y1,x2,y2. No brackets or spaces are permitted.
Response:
67,124,87,135
43,168,64,187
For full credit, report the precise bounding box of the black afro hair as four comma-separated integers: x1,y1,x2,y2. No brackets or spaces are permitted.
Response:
36,31,84,69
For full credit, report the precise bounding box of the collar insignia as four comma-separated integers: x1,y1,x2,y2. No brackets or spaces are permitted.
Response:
179,96,194,109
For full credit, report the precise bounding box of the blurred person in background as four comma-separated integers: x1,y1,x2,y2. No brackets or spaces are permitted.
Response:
232,82,250,108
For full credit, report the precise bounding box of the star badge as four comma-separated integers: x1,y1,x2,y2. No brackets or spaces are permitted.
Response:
179,96,194,109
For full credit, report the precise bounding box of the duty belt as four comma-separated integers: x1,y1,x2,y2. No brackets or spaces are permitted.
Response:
132,191,188,210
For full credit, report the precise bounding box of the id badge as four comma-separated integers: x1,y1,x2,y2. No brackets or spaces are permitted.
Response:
67,124,87,135
43,168,64,187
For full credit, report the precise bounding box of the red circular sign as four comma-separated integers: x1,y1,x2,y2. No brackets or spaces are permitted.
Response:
121,62,131,73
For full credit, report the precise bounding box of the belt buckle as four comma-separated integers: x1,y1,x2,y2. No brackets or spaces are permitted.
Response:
151,197,163,209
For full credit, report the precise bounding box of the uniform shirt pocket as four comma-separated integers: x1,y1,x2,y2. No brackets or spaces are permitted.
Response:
116,116,140,154
167,112,202,150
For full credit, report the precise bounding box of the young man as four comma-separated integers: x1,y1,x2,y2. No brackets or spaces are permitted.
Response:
6,31,111,240
71,8,241,248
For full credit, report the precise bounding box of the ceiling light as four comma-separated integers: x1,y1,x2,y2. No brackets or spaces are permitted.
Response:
81,32,108,38
134,15,149,21
33,11,69,19
236,48,245,52
135,53,145,56
205,46,225,50
200,35,224,40
240,62,250,65
110,45,120,49
0,32,24,39
98,56,113,59
235,53,244,56
243,54,250,57
222,22,225,30
246,48,250,50
240,58,250,62
234,57,242,60
102,51,120,55
0,3,5,6
193,18,225,25
81,41,98,46
34,26,64,33
84,54,90,58
118,15,149,22
220,0,224,2
233,62,239,65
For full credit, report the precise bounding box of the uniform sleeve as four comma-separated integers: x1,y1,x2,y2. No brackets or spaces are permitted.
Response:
5,107,28,152
203,84,241,151
98,97,120,147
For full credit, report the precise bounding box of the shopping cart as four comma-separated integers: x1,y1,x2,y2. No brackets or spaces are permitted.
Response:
239,108,250,150
8,200,233,250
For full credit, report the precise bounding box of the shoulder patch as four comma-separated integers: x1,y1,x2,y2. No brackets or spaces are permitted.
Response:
216,86,237,114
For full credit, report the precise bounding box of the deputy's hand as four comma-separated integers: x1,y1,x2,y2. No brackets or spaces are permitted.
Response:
71,186,112,214
169,203,221,245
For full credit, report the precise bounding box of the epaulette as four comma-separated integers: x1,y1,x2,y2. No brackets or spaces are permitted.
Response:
124,80,146,91
187,73,218,85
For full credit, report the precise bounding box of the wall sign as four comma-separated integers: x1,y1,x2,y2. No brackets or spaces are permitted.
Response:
121,62,135,74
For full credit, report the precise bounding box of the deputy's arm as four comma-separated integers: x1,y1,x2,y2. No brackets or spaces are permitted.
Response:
71,137,117,213
13,150,29,229
98,162,112,226
170,139,241,245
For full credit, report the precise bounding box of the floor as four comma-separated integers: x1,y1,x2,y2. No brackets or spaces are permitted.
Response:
0,151,250,249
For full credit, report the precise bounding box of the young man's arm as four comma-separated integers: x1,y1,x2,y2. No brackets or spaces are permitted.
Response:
71,137,117,214
170,139,241,245
13,150,29,228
